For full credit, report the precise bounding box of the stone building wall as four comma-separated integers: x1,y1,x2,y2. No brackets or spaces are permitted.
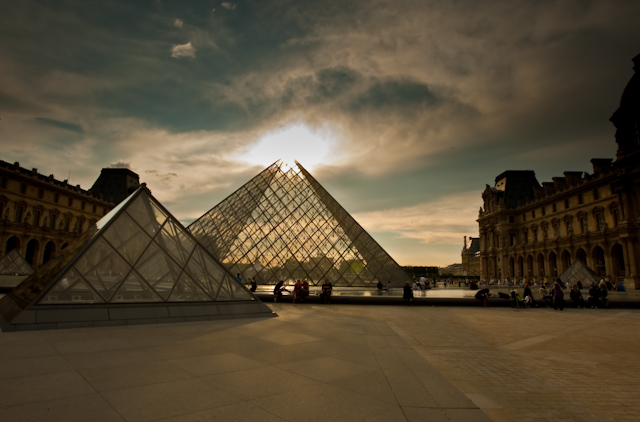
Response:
477,54,640,289
0,161,115,269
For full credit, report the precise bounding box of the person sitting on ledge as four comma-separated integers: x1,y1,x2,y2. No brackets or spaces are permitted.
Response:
475,288,490,307
598,283,609,309
292,279,303,303
320,278,333,304
273,280,285,303
588,283,600,308
570,284,586,308
300,279,310,301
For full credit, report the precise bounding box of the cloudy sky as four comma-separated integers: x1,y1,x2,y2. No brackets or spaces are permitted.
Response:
1,0,638,266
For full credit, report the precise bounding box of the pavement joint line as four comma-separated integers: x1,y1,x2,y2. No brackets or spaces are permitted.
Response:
498,334,557,351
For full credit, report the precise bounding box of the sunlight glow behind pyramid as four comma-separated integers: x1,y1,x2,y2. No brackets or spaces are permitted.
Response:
188,161,410,287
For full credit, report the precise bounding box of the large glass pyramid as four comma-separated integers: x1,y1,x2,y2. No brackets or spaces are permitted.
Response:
0,249,34,276
188,161,410,287
34,185,255,305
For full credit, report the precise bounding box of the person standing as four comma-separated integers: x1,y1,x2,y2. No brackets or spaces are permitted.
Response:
403,281,414,305
293,279,303,303
553,277,565,311
320,278,333,304
249,277,257,292
419,276,426,290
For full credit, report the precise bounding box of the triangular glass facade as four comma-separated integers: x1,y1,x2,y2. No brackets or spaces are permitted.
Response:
35,187,255,305
188,161,410,287
0,249,34,275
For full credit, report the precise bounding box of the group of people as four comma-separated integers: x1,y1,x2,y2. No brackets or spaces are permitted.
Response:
271,278,333,304
475,277,617,310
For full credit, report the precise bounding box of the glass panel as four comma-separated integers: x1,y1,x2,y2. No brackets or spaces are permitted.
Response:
126,194,166,236
38,268,105,304
111,272,163,303
184,247,226,298
168,272,212,302
103,212,151,265
216,275,253,301
156,219,195,266
135,241,181,300
74,237,130,301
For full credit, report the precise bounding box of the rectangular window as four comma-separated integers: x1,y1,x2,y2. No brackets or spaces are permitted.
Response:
509,216,514,224
593,189,599,200
54,193,59,203
20,183,27,194
580,217,587,234
92,204,97,213
552,203,557,212
38,188,44,199
15,205,24,223
532,210,536,219
510,233,516,246
63,217,70,231
524,231,529,244
578,194,583,205
81,201,86,210
565,199,569,209
541,207,546,216
596,213,605,231
613,209,620,227
33,209,42,226
523,213,526,222
68,198,73,207
49,214,57,229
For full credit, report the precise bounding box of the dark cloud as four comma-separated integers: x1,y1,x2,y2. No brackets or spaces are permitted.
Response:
348,78,439,112
34,117,84,133
312,66,360,100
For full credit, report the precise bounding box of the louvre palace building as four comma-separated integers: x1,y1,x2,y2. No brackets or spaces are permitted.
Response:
477,53,640,289
0,162,139,270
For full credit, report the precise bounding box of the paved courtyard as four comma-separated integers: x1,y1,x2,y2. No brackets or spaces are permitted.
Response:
0,303,638,421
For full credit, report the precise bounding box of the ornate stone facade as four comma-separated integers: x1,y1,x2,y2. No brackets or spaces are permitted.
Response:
478,54,640,289
0,161,116,269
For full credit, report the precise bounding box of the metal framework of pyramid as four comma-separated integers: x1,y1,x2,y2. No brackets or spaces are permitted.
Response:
188,161,410,287
0,249,34,276
0,185,274,331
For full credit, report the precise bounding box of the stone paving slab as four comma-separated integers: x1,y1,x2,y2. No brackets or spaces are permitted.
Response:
2,303,636,421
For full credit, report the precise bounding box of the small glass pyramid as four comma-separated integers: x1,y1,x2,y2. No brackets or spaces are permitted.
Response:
0,249,34,276
36,186,255,304
188,161,409,287
559,259,601,287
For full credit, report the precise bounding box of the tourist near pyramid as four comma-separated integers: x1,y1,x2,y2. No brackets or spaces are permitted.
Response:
0,185,274,331
188,161,410,287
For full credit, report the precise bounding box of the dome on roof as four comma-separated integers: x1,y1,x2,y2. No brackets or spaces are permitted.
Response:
610,53,640,160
